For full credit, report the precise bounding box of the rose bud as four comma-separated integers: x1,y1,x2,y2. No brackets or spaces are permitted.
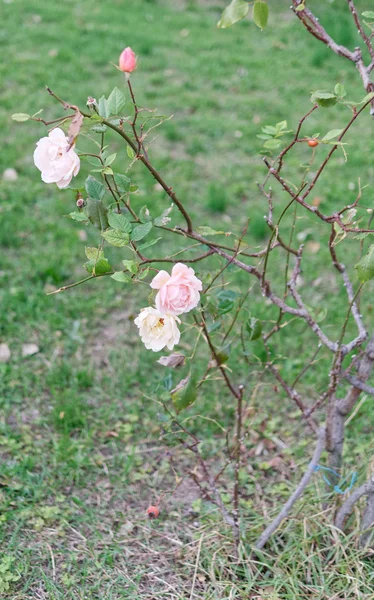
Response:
86,96,98,110
76,197,85,208
119,47,137,73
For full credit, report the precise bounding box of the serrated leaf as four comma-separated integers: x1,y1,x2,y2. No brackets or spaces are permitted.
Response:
122,259,138,274
131,221,153,241
84,248,111,276
334,83,346,98
196,226,225,236
355,245,374,283
85,175,105,201
11,113,30,122
104,153,117,166
263,138,282,149
86,198,109,230
217,0,249,28
246,317,262,340
102,228,130,247
322,129,343,141
98,96,109,119
253,0,268,30
84,258,112,275
91,125,107,133
171,370,198,412
154,205,174,226
139,205,152,223
138,237,162,252
108,211,132,233
137,267,150,279
85,246,104,261
68,211,88,222
113,173,131,193
362,11,374,19
111,271,132,283
359,92,374,105
127,146,135,159
310,90,337,108
107,87,126,116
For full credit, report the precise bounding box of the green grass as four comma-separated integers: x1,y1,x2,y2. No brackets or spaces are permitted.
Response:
1,0,374,597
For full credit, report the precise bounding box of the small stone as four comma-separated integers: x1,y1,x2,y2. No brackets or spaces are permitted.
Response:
3,168,18,182
0,343,11,363
22,343,39,357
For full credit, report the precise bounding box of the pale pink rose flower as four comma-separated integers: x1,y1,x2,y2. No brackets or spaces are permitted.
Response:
150,263,203,316
119,47,137,73
134,307,181,352
33,128,80,189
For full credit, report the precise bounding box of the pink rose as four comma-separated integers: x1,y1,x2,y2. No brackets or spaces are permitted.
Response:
150,263,203,316
33,128,80,189
119,47,137,73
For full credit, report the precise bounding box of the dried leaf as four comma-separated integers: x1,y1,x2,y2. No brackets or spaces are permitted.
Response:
67,111,84,150
22,343,39,357
157,353,186,368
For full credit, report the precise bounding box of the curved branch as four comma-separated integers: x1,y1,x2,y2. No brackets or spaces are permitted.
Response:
255,427,326,549
335,477,374,530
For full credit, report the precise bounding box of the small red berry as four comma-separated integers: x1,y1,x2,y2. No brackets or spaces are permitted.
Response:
147,505,160,519
308,139,318,147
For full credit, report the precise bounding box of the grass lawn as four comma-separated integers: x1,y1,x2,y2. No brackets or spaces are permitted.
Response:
1,0,374,598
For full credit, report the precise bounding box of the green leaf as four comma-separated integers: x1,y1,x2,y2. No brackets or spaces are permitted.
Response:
295,2,305,11
217,289,237,314
84,247,112,276
253,0,269,30
85,175,105,201
246,317,262,340
111,271,132,283
122,259,138,274
154,205,173,226
310,90,337,108
114,173,131,193
137,267,150,280
107,87,126,116
139,205,152,222
85,246,104,261
263,138,282,149
11,113,30,122
138,237,162,252
127,146,135,159
171,371,198,412
102,228,130,247
322,129,343,141
196,226,225,236
362,11,374,19
359,92,374,104
104,153,117,166
355,245,374,283
131,221,153,241
334,83,346,98
217,0,249,29
98,96,109,119
86,198,109,230
108,211,132,233
68,211,88,222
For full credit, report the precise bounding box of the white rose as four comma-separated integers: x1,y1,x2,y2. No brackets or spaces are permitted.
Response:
33,128,80,189
134,307,181,352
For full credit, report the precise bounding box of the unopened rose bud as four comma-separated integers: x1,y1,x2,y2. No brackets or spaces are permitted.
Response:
119,47,137,74
86,96,98,110
76,197,84,208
